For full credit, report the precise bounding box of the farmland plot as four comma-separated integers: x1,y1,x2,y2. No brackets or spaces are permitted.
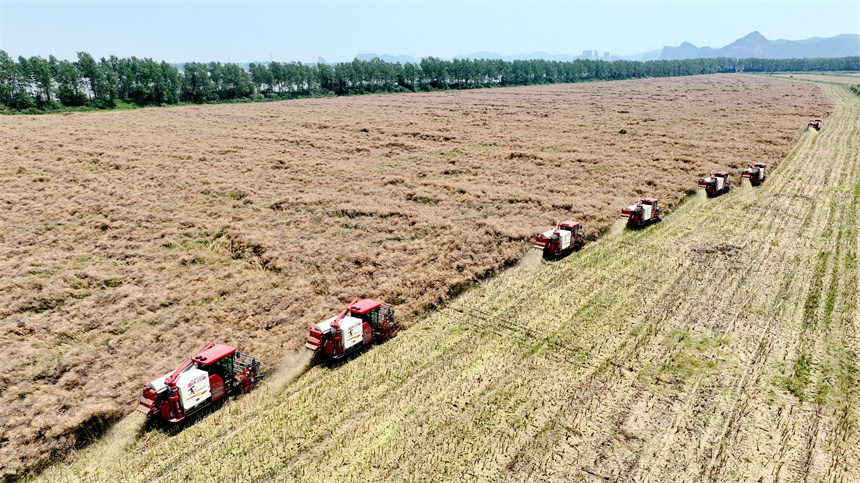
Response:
33,84,859,481
0,75,830,477
772,72,860,84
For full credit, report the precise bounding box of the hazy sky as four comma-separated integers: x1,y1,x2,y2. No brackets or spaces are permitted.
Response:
1,1,859,63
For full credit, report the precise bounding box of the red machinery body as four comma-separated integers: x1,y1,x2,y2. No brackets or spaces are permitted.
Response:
306,298,399,359
741,163,767,185
697,172,731,197
136,342,263,424
621,198,662,227
535,220,585,258
808,119,822,131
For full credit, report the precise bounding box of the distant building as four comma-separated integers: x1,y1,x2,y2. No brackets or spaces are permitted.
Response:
582,50,591,59
604,52,610,61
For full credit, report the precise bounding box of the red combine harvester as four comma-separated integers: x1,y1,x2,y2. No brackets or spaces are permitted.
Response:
535,220,585,258
621,198,662,227
742,163,767,185
807,119,822,131
697,172,732,197
136,342,263,424
306,298,399,359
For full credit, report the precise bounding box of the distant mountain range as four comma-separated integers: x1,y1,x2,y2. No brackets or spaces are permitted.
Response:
659,31,860,60
354,32,860,65
202,32,859,69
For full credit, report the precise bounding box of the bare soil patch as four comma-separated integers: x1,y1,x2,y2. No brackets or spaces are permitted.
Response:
0,74,829,477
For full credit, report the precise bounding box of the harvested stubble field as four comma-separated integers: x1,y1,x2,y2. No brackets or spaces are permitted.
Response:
772,72,860,85
0,74,830,478
33,80,860,483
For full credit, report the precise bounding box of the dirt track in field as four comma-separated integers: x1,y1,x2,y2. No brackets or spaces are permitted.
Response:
33,83,859,482
0,74,831,478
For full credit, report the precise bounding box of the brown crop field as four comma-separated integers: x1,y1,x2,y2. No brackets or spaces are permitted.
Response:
0,74,830,478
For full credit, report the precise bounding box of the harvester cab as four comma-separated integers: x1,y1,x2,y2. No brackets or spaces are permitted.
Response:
136,343,263,424
697,171,731,196
535,220,585,257
621,198,662,227
741,163,767,185
306,298,399,359
807,119,822,131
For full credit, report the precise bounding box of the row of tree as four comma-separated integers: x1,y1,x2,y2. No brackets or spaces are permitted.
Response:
2,50,858,112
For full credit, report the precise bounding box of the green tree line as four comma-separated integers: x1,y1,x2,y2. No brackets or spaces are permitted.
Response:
1,50,858,113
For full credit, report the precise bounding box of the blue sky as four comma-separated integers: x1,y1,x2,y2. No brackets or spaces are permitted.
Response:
1,1,858,63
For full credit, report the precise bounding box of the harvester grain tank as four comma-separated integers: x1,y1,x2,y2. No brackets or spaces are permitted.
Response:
741,163,767,185
306,298,399,359
697,172,732,196
807,119,822,131
535,220,585,257
136,342,264,424
621,198,662,227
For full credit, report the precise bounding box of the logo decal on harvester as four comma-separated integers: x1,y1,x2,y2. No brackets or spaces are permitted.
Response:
188,374,205,389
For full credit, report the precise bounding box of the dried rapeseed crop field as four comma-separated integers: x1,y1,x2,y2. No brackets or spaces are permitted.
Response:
0,74,829,476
